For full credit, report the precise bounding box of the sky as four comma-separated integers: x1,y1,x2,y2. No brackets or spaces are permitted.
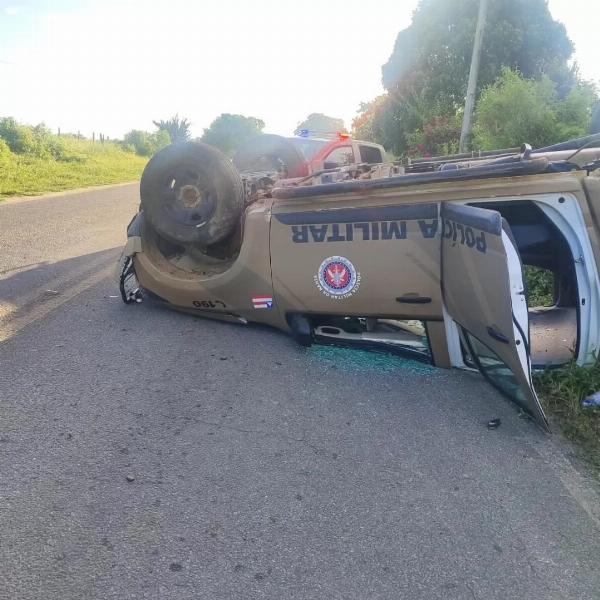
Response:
0,0,598,139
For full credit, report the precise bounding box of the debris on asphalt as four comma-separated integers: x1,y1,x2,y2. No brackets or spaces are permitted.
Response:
125,475,136,482
487,418,501,429
307,345,436,375
44,289,59,295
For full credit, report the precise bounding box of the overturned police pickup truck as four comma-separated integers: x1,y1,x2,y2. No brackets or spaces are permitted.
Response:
119,133,600,431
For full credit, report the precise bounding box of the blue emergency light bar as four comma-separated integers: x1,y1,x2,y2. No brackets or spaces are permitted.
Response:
297,129,350,140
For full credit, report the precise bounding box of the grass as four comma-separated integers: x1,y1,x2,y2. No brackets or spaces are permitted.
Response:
535,362,600,472
524,265,555,307
523,266,600,471
0,138,148,198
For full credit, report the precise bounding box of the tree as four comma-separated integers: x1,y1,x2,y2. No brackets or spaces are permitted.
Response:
294,113,346,136
200,113,265,156
382,0,574,109
473,68,598,150
352,91,456,156
152,114,191,143
352,96,406,155
353,0,577,156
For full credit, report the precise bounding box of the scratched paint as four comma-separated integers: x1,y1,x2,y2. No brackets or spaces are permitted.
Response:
306,345,437,375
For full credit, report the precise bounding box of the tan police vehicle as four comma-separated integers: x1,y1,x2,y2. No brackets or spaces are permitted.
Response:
118,133,600,431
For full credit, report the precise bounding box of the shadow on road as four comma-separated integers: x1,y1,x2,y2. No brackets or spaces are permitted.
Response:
0,247,122,341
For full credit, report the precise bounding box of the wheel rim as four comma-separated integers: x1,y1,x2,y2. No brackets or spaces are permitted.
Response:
159,164,217,229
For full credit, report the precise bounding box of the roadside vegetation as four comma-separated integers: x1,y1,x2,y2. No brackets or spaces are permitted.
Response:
0,118,148,198
535,364,600,471
524,268,600,471
0,113,272,198
524,266,555,307
352,0,599,156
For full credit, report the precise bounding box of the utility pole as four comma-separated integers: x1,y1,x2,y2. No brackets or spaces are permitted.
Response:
459,0,487,153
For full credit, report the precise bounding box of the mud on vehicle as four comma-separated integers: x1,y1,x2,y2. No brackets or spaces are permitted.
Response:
119,132,600,431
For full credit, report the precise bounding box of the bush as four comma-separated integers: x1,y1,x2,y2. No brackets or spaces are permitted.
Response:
0,117,37,154
0,137,11,157
524,265,555,307
555,84,599,140
0,137,13,167
121,129,170,157
405,115,461,157
0,117,71,160
0,117,59,158
474,69,557,149
474,68,598,150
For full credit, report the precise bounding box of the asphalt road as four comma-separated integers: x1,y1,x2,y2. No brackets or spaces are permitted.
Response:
1,184,600,600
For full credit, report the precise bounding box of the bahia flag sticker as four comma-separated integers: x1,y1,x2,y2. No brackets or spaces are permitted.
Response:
252,295,273,309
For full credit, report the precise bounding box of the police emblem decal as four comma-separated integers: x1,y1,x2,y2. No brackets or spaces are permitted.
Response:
315,256,360,299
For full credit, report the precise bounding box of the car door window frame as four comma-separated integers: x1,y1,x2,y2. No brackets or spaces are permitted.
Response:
323,145,355,169
440,201,549,429
359,144,383,164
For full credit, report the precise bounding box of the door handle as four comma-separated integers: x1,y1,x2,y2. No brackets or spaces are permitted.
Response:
486,326,510,344
395,295,432,304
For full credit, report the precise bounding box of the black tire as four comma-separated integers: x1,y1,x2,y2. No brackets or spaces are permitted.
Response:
140,142,244,246
233,134,307,176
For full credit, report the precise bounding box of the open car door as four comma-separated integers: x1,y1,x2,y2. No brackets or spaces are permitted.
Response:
441,203,549,431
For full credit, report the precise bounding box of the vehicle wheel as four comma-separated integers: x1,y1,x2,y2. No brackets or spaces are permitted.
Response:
233,134,308,177
140,142,244,246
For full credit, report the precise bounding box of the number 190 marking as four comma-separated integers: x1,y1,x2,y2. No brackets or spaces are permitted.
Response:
192,300,227,309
